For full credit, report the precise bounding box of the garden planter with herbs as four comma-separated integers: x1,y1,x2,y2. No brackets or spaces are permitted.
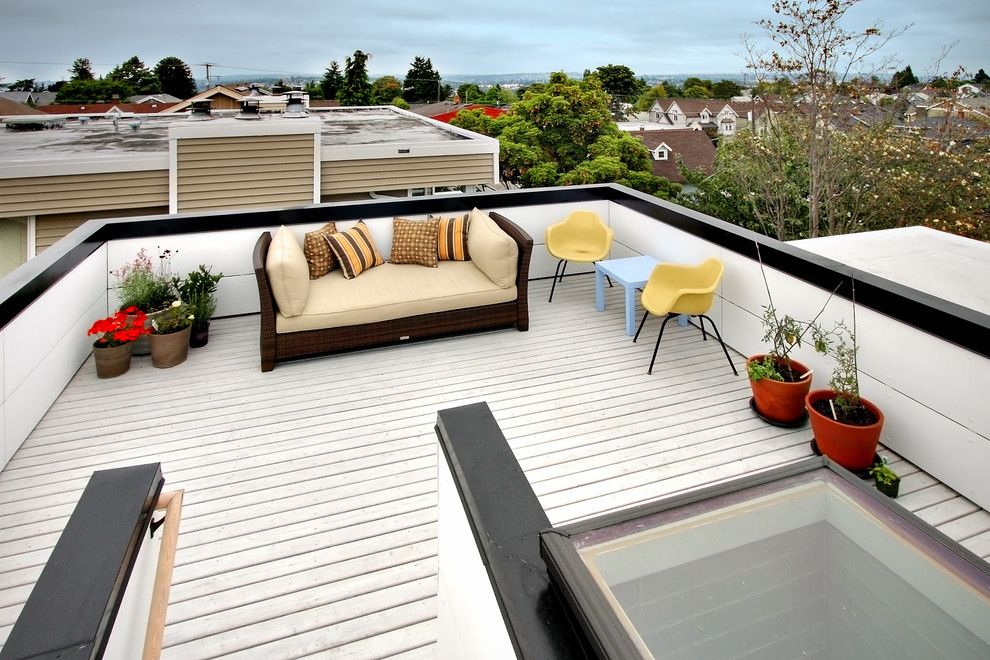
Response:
174,265,222,350
807,389,884,472
871,460,900,498
747,355,814,424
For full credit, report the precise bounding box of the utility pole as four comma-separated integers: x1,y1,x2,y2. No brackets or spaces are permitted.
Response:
199,63,216,89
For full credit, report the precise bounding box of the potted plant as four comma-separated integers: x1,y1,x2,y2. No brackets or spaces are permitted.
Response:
174,265,223,348
86,306,151,378
870,457,900,498
807,322,885,472
747,247,839,425
149,300,195,368
111,248,179,355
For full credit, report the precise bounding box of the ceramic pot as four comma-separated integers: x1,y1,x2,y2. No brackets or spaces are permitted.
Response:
747,355,813,424
189,323,210,348
93,342,133,378
129,308,167,356
806,389,884,471
150,326,191,368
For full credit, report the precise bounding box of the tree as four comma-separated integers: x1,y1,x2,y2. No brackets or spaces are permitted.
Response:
683,77,713,93
634,84,668,111
303,81,323,100
974,68,990,84
371,75,402,104
587,64,646,118
6,79,37,92
320,61,343,100
889,64,919,90
390,96,410,109
683,84,713,99
153,57,197,99
745,0,902,237
713,79,742,98
479,84,516,105
70,57,94,81
403,56,442,103
106,56,158,93
339,50,374,106
55,78,135,103
457,83,482,103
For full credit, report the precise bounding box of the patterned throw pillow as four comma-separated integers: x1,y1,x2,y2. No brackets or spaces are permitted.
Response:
390,217,441,267
325,221,385,279
434,214,470,261
303,222,337,279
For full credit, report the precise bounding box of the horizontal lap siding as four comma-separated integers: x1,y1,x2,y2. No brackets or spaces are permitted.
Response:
34,207,169,253
0,171,169,216
322,154,494,195
176,134,315,213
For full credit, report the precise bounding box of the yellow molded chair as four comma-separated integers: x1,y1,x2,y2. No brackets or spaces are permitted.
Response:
632,258,738,376
545,210,614,302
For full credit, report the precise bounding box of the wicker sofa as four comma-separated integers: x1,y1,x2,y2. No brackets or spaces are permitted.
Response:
253,210,533,371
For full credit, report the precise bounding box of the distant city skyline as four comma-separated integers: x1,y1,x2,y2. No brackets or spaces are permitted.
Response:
1,0,987,85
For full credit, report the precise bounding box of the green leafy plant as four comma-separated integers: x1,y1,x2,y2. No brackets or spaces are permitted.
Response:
151,300,194,335
829,323,861,414
869,457,898,486
173,265,222,331
112,248,178,313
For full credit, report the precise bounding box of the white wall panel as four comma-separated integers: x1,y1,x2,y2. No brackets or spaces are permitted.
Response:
4,245,108,397
610,204,717,264
5,295,106,462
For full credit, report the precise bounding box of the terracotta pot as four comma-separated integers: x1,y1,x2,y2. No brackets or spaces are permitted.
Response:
93,342,133,378
129,308,167,356
150,326,191,368
189,323,210,348
806,389,884,471
747,355,813,424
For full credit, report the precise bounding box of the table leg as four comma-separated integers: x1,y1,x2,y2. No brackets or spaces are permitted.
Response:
624,285,636,335
595,268,605,312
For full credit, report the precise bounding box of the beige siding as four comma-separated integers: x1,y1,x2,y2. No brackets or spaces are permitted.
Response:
0,170,169,217
322,154,494,196
34,206,169,253
176,134,315,213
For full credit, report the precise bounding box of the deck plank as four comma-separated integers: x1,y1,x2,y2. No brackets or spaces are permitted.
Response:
0,276,986,657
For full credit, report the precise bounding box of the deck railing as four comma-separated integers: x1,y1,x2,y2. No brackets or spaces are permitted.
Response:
1,185,987,508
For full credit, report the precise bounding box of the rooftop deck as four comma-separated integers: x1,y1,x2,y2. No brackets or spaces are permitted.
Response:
1,275,987,658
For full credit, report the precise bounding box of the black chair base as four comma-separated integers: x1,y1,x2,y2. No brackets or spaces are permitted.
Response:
634,311,739,376
547,259,612,303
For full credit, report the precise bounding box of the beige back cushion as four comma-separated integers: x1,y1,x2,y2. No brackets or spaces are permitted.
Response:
265,226,310,316
467,208,518,289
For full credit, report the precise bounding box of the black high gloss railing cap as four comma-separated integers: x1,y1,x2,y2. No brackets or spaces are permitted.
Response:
0,463,164,660
435,402,593,659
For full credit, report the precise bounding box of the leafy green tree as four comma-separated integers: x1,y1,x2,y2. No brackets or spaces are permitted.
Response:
634,84,668,111
371,75,402,104
457,83,482,102
6,79,38,92
320,60,343,100
390,96,410,109
662,80,684,97
479,84,516,105
974,69,990,84
683,77,713,93
450,108,500,134
339,50,374,106
55,78,135,103
889,64,919,90
302,81,323,100
403,56,442,103
153,57,196,98
684,85,713,98
587,64,646,118
107,56,159,93
70,57,94,81
713,79,742,98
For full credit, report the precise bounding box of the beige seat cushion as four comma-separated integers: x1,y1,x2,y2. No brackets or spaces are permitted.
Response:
266,226,309,317
276,261,517,333
467,208,518,288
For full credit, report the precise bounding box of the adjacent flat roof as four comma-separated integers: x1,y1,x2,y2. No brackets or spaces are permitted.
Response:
0,106,470,168
792,226,990,316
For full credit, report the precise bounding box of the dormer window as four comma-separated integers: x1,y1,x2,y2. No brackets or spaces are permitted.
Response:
652,143,671,160
700,110,711,121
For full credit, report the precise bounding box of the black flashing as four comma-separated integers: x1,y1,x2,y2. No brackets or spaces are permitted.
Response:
435,402,593,659
0,464,164,660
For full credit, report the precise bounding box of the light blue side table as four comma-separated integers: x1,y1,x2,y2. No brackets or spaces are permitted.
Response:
595,255,659,336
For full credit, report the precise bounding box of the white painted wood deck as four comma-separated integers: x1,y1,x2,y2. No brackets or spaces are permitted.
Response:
0,276,987,658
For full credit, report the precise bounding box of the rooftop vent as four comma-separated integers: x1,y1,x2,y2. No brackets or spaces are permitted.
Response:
247,84,265,97
282,91,308,118
235,98,262,120
78,116,90,125
188,99,214,121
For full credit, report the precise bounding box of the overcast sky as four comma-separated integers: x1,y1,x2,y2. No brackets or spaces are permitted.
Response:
1,0,986,84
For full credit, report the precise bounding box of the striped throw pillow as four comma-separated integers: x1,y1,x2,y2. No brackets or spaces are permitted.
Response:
303,222,337,279
390,217,440,267
434,214,471,261
325,221,385,279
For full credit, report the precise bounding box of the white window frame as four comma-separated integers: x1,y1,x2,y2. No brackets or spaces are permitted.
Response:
652,146,670,161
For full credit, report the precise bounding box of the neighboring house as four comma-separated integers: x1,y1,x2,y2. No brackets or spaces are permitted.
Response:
0,91,36,106
956,83,982,98
632,128,716,184
163,86,247,113
309,99,341,109
32,91,56,106
646,99,741,135
0,106,499,274
128,93,182,104
429,104,507,124
0,97,45,116
40,102,177,115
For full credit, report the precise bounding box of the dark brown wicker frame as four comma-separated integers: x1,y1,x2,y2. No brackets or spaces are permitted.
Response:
253,211,533,371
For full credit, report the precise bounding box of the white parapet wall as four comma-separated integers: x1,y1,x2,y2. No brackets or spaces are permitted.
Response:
607,201,990,511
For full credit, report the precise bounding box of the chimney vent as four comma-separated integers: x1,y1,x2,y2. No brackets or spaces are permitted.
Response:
282,91,308,118
236,98,262,120
188,99,214,121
